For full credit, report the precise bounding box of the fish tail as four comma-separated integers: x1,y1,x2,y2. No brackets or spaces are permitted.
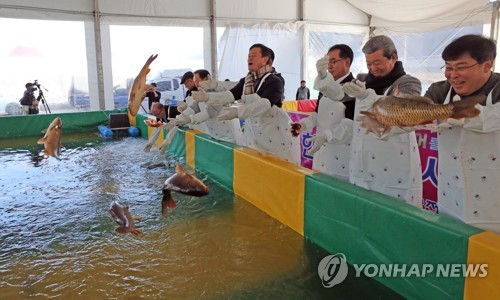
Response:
168,197,177,209
130,229,142,235
451,94,485,119
162,190,175,216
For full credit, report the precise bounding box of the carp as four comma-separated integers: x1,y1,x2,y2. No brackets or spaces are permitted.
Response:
108,200,142,235
360,94,485,132
128,54,158,116
161,163,209,216
37,117,62,160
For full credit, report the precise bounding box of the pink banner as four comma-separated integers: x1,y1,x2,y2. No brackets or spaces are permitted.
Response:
288,111,315,169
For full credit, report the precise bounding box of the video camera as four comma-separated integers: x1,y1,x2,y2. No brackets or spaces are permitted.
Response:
28,80,41,92
33,79,41,88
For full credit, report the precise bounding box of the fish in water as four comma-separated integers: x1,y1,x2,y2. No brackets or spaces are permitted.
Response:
161,163,210,216
108,200,142,235
140,161,167,170
360,94,485,133
37,117,62,160
128,54,158,116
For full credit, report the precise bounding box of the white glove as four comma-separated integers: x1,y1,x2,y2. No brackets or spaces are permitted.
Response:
307,133,327,155
355,115,385,137
143,126,163,152
177,101,188,112
445,118,465,127
316,55,329,79
165,113,190,129
192,91,209,102
190,111,210,125
432,118,465,132
144,142,154,152
198,76,218,91
432,120,451,132
159,126,178,155
343,80,369,99
217,107,239,121
174,113,191,126
165,120,177,130
206,103,221,118
205,90,235,106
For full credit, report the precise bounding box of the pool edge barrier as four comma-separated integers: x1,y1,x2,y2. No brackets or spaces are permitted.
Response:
0,109,123,139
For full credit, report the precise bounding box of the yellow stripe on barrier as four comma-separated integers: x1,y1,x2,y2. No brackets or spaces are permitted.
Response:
464,231,500,299
233,148,316,235
185,129,203,168
282,100,298,112
127,111,137,127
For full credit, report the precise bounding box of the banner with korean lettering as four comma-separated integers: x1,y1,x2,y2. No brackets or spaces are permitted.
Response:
287,111,315,169
415,129,439,212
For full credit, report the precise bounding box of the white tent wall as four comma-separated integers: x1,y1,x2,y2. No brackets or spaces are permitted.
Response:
217,22,305,100
0,0,497,111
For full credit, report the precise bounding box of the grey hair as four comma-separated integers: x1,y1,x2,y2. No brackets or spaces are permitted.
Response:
362,35,398,59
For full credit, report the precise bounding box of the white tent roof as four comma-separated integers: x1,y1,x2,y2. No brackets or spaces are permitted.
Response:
0,0,491,31
0,0,496,109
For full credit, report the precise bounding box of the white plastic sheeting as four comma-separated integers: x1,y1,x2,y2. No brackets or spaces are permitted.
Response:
217,22,369,99
347,0,490,32
218,22,304,99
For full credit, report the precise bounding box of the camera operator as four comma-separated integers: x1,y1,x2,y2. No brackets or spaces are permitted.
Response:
143,82,161,112
19,82,40,115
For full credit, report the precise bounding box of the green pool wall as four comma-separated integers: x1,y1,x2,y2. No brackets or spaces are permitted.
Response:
0,110,123,139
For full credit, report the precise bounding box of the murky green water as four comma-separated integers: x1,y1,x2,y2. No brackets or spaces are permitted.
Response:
0,133,402,299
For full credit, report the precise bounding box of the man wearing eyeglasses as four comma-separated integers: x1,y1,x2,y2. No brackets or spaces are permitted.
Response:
290,44,355,180
424,34,500,233
340,35,423,208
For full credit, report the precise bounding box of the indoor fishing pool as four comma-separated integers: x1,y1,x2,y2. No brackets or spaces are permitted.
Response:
0,133,402,299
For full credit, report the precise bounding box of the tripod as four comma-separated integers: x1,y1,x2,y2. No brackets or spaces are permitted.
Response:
34,80,51,114
37,89,51,114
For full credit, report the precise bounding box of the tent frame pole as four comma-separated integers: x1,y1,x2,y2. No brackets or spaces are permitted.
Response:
93,0,105,110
